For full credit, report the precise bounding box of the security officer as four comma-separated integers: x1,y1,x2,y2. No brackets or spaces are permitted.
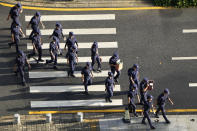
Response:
14,50,31,86
8,23,21,52
27,11,45,39
65,32,78,54
50,23,65,55
7,3,22,22
46,36,59,70
139,78,149,105
28,28,43,62
141,94,156,130
91,41,102,72
67,46,77,77
81,62,93,95
109,52,121,83
128,64,139,90
105,72,115,102
155,88,174,123
128,85,140,117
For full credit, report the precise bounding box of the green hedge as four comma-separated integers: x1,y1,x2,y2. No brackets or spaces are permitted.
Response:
154,0,197,7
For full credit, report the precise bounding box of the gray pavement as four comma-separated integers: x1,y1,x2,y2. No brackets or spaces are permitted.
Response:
0,0,154,8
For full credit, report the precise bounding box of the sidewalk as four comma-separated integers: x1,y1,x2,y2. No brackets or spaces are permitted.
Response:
0,113,196,130
1,0,154,8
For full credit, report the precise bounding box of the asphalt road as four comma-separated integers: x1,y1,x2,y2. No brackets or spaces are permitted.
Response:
0,5,197,115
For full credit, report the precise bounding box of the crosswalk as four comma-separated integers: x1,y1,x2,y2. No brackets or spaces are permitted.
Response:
26,14,123,109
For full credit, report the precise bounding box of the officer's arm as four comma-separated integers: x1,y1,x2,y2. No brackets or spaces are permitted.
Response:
75,40,78,47
137,94,140,103
81,74,84,82
64,43,67,50
143,83,149,92
91,71,94,78
129,76,135,84
152,104,155,114
50,51,55,59
76,54,78,63
19,27,25,37
27,21,31,28
168,97,174,105
7,14,11,21
32,42,38,53
26,58,31,69
128,96,130,104
40,21,45,29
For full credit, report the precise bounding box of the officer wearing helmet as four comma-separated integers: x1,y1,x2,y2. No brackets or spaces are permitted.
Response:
27,11,45,39
50,22,65,55
91,41,102,72
128,85,140,117
139,78,149,105
109,52,121,83
81,62,93,95
67,46,77,77
7,3,23,22
105,72,115,102
128,64,140,90
142,94,156,129
46,36,59,70
155,88,174,123
65,32,78,55
14,50,31,86
28,28,43,62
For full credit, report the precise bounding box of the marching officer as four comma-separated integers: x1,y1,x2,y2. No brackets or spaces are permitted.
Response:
155,88,174,123
49,23,66,55
91,41,102,72
28,28,43,62
67,46,77,77
27,11,45,39
109,52,121,83
105,72,115,103
65,32,78,55
8,23,22,52
46,36,59,70
81,62,93,95
7,3,23,22
139,78,149,105
128,85,140,117
128,64,139,90
141,94,156,130
14,50,31,86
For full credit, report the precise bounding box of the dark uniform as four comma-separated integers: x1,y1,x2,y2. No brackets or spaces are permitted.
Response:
65,32,78,55
81,62,92,95
67,47,77,77
109,52,120,82
128,85,138,117
9,23,20,52
28,12,41,39
91,42,101,72
142,95,155,129
28,29,43,62
155,89,171,123
105,72,114,102
15,50,27,86
128,64,139,90
46,37,58,69
140,78,148,105
50,23,64,55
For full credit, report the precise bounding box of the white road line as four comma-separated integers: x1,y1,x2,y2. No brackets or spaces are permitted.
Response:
27,42,118,50
29,70,110,78
189,83,197,87
172,57,197,60
30,85,121,93
31,99,123,108
183,29,197,33
29,56,110,64
26,28,116,35
25,14,115,21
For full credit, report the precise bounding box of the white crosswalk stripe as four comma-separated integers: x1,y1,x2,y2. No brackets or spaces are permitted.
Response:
189,83,197,87
29,56,111,64
172,56,197,60
29,70,110,78
183,29,197,33
31,99,123,108
30,85,121,93
27,42,118,50
26,14,121,109
26,28,116,36
25,14,115,21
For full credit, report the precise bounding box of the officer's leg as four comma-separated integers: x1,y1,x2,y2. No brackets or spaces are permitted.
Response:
111,67,115,75
53,54,58,69
155,105,161,118
161,105,170,123
142,112,146,124
108,90,113,102
91,55,96,71
38,47,43,61
15,38,20,52
46,55,54,64
96,56,102,71
57,39,62,55
146,112,155,129
29,30,34,39
19,66,26,85
131,102,138,117
84,79,88,94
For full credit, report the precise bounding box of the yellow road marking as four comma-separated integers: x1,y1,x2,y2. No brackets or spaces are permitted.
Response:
0,2,171,11
29,109,197,114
